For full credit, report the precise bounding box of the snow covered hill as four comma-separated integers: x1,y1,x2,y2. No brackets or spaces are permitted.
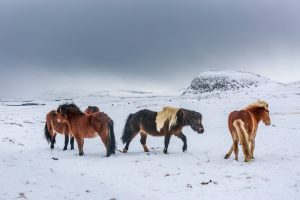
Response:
183,70,278,95
181,70,298,103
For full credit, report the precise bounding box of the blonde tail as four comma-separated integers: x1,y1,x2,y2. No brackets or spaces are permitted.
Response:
233,119,251,161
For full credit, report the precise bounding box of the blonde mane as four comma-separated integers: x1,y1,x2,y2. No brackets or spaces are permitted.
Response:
244,100,269,111
156,106,180,132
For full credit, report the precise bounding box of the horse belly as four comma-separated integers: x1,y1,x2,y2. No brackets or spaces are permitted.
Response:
84,131,98,138
147,131,165,137
145,127,167,136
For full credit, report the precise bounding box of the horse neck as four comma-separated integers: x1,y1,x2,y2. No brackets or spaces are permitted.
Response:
247,108,263,124
182,109,192,126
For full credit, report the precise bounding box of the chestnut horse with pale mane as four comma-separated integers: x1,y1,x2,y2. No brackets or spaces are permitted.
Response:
44,105,100,151
56,103,116,157
121,106,204,154
224,100,271,162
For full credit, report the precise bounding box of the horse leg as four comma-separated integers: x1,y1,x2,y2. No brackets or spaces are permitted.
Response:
63,134,69,151
99,129,110,157
241,142,251,162
82,138,85,154
70,136,75,150
140,132,149,152
123,132,138,153
163,134,172,154
179,132,187,152
75,136,84,156
233,141,239,161
251,140,255,159
50,133,57,150
224,144,234,159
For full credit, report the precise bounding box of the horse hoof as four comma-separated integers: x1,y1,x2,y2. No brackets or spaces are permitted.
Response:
123,149,128,153
144,149,150,153
224,154,229,159
63,148,67,151
79,153,84,156
163,150,168,154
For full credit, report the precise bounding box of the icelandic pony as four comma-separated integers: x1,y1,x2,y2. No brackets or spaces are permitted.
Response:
56,103,116,157
121,106,204,154
224,100,271,162
44,110,74,150
44,106,100,150
84,106,100,114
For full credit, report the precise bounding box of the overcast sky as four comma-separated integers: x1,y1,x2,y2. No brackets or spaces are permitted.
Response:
0,0,299,97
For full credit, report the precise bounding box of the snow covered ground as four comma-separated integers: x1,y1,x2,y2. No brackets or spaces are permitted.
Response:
1,72,300,200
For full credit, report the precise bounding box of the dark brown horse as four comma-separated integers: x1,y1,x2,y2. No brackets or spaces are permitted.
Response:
121,106,204,154
224,100,271,162
56,103,116,157
84,106,100,114
44,106,100,151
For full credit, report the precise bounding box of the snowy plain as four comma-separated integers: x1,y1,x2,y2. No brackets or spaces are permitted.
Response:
1,71,300,200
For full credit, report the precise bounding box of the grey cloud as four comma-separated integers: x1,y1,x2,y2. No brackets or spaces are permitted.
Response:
0,0,299,96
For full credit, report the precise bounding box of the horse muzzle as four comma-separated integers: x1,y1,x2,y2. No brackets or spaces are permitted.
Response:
198,128,204,134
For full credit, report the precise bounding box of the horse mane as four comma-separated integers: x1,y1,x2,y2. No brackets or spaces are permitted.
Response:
156,106,179,132
57,103,84,116
244,100,269,111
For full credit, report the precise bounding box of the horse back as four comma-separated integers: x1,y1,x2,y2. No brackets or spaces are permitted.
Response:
228,110,253,134
133,109,158,135
89,112,112,130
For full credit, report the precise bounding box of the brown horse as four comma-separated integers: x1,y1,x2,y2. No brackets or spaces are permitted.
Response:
121,106,204,154
44,106,100,150
56,103,116,157
44,110,74,151
84,106,100,114
224,100,271,162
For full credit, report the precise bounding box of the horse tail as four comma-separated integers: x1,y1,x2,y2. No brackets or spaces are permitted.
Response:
44,122,51,143
233,119,251,159
107,120,116,156
121,114,134,144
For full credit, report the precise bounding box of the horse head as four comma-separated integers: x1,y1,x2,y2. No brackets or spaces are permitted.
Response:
184,110,204,134
256,100,271,126
56,103,83,123
262,108,271,126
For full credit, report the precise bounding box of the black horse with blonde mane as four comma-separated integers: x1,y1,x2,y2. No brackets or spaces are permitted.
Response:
121,106,204,154
56,103,116,157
